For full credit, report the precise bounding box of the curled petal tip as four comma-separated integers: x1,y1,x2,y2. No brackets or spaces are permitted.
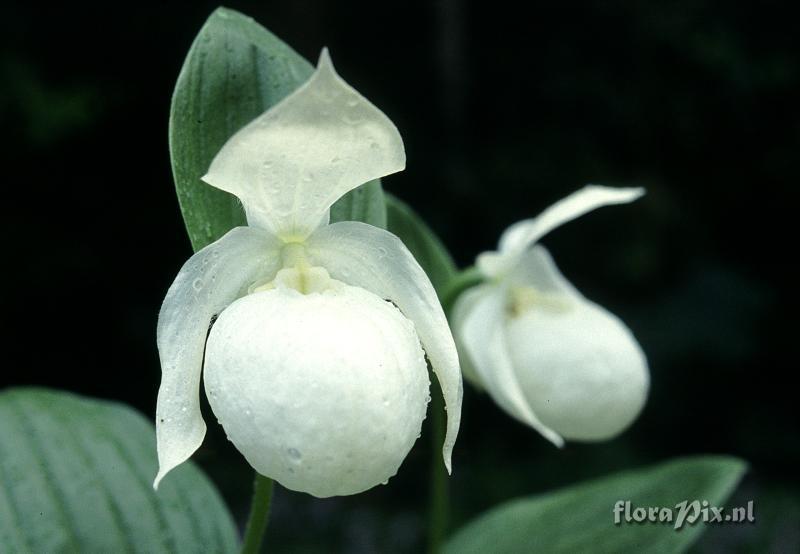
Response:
583,184,646,202
551,434,566,449
152,472,164,491
630,186,646,198
153,457,179,490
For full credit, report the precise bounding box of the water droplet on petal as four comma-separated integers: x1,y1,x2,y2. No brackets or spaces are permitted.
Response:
287,447,302,461
192,278,203,291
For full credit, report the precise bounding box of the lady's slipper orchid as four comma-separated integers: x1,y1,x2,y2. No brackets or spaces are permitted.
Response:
154,50,462,498
452,186,648,445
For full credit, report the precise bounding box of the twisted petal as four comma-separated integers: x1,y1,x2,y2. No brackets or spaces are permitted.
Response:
202,49,405,240
456,284,564,446
306,221,463,472
154,227,282,488
496,185,644,263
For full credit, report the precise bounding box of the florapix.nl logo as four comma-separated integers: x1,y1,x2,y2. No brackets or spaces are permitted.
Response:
613,500,755,530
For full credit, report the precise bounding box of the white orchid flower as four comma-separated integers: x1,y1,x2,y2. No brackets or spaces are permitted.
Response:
452,186,648,445
154,50,462,498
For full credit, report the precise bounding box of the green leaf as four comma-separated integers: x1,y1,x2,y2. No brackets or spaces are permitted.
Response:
444,456,748,554
0,388,238,553
170,7,385,252
385,193,457,296
330,179,386,230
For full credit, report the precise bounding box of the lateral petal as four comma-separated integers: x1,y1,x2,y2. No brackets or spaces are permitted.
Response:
306,221,463,472
458,284,564,446
202,49,405,240
154,227,282,488
450,284,492,390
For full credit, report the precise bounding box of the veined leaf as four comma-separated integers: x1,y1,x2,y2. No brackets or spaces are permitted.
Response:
0,388,238,553
170,7,385,252
444,456,747,554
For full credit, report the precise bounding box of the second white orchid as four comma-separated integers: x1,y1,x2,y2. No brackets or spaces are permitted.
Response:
154,50,462,498
453,186,649,445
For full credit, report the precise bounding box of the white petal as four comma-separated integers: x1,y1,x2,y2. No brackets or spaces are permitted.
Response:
204,282,429,497
450,285,491,390
457,284,564,446
498,185,644,257
306,221,463,472
506,251,649,441
507,245,582,297
154,227,282,488
202,49,405,240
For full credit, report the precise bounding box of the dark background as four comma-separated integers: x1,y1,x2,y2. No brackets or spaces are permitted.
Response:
2,1,797,552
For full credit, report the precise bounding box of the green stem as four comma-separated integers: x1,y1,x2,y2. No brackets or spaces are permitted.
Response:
428,267,483,553
241,473,274,554
439,266,483,310
428,385,448,554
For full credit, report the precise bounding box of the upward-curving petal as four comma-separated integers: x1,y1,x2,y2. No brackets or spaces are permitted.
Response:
202,49,405,240
498,185,644,259
306,221,463,473
154,227,282,489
